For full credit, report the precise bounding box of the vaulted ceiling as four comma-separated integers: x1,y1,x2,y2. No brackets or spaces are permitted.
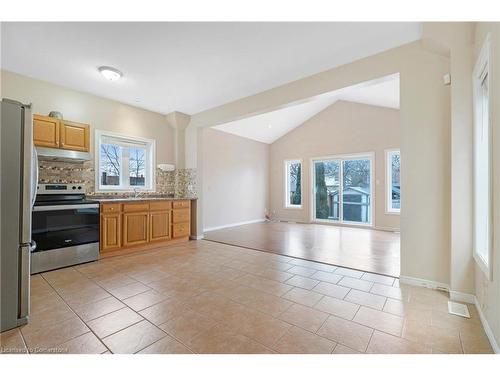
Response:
1,22,420,114
214,74,399,144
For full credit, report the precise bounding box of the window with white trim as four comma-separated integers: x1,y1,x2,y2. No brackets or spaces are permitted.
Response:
386,149,401,213
285,160,302,208
472,34,492,279
96,131,155,192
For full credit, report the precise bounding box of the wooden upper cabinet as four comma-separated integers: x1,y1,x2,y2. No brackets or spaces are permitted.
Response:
33,114,90,152
150,210,171,242
59,120,90,152
33,115,60,148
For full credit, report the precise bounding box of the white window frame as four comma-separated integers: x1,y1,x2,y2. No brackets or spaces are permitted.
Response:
385,149,401,214
472,33,493,280
310,152,374,227
95,130,156,193
284,159,303,209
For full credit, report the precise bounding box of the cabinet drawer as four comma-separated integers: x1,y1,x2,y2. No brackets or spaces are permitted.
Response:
123,202,150,213
149,200,172,211
173,223,190,238
101,203,121,213
172,208,190,223
172,200,190,209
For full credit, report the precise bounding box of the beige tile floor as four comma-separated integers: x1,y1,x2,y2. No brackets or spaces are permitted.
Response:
0,240,493,354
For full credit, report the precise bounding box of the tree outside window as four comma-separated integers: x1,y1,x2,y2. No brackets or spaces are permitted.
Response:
286,160,302,207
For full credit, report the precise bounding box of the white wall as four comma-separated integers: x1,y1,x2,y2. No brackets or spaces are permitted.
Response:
202,128,269,231
474,22,500,352
269,100,400,231
1,70,175,164
187,39,451,287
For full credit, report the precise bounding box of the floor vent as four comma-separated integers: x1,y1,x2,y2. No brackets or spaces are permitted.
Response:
448,301,470,318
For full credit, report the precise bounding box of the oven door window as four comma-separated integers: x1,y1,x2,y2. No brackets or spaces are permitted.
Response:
32,207,99,251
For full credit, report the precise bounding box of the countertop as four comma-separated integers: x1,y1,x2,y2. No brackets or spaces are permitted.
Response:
90,196,197,203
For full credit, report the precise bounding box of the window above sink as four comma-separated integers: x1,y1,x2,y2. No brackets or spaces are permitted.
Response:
95,130,155,192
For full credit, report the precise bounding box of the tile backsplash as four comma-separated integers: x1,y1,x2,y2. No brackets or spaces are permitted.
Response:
38,159,197,198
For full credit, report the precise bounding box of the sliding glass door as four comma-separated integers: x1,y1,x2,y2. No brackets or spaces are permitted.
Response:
314,160,340,221
312,155,372,225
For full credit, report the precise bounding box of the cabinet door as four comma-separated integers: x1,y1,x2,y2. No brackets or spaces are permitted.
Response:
33,115,59,148
59,120,90,152
101,213,121,252
123,212,149,247
149,210,171,242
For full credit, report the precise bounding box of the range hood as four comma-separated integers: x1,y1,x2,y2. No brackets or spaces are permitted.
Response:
36,146,92,163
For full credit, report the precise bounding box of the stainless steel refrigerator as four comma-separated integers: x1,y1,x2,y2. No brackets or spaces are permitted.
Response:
1,98,38,332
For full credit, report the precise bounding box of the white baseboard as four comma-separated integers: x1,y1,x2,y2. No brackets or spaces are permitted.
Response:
400,276,499,353
449,290,475,304
399,275,450,291
474,296,500,354
190,235,204,240
374,226,400,233
203,218,266,233
275,218,308,224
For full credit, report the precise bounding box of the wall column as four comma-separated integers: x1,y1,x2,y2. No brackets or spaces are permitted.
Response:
423,22,475,297
185,124,204,237
165,111,191,169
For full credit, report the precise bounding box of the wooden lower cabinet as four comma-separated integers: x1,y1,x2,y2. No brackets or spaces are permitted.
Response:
99,200,191,255
100,213,121,252
173,223,190,238
150,210,171,242
122,211,149,247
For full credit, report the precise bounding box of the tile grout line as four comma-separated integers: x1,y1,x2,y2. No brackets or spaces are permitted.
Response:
30,241,486,354
73,264,206,353
364,328,376,353
42,266,172,350
38,271,113,354
458,331,466,354
140,291,278,354
16,325,30,354
276,301,332,336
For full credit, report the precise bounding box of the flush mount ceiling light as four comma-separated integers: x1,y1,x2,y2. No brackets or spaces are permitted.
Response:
98,66,123,81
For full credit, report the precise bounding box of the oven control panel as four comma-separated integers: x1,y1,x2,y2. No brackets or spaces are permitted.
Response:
37,183,86,194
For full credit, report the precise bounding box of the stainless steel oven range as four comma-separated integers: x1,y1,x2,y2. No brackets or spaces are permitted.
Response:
31,183,100,274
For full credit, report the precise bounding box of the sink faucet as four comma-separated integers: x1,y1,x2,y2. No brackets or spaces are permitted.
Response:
133,187,139,198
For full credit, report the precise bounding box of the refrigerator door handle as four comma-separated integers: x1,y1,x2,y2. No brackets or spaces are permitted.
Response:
31,146,38,208
21,105,33,244
19,245,31,318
